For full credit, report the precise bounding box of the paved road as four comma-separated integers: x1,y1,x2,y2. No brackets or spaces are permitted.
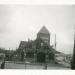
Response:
1,62,70,69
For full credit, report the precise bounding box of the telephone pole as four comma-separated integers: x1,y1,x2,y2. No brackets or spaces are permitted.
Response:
55,34,56,50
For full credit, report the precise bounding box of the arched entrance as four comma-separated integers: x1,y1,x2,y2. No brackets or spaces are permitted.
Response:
37,52,46,63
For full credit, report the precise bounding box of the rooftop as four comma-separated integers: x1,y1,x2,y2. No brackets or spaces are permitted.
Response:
38,26,50,34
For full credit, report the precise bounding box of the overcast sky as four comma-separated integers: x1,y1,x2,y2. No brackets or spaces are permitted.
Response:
0,5,75,54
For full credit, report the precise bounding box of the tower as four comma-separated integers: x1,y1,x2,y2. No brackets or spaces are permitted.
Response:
37,26,50,45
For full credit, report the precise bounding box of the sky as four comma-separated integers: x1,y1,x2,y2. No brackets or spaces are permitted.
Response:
0,5,75,54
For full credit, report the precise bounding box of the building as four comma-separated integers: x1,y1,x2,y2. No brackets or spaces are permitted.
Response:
16,26,55,63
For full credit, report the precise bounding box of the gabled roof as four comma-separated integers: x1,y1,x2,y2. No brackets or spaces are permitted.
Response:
38,26,50,34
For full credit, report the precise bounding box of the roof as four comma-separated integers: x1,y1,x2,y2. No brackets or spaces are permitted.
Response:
38,26,50,34
19,41,27,48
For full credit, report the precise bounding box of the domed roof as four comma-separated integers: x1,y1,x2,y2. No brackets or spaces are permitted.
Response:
38,26,50,34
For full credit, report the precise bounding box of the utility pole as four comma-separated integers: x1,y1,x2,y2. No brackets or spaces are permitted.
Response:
71,25,75,69
55,34,56,50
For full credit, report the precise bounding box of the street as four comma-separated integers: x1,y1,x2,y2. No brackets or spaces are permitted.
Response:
0,61,70,69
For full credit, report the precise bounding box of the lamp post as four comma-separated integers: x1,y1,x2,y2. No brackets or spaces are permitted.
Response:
24,53,26,69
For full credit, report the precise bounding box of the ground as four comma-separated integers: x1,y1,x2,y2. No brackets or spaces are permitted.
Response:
0,61,70,69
